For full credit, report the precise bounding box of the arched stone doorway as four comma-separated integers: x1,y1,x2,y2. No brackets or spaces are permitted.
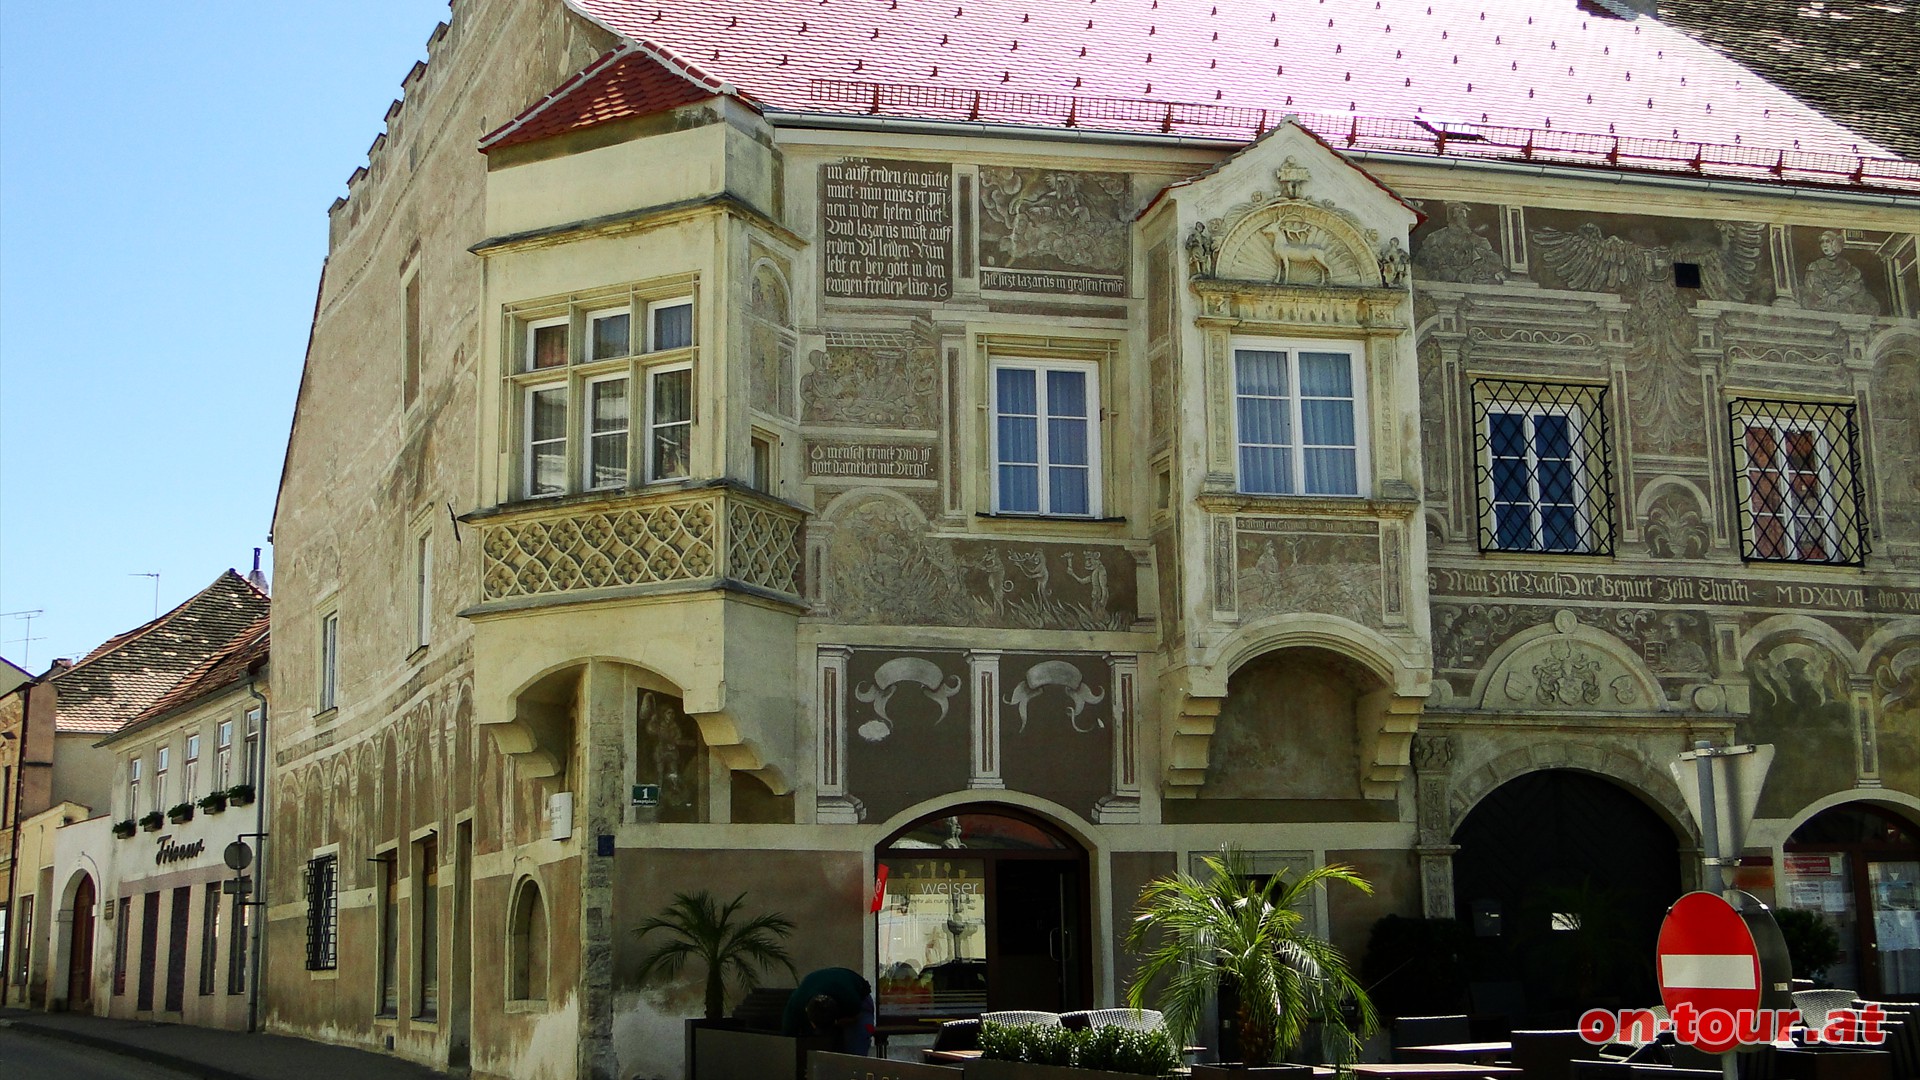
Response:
1451,770,1681,1023
65,875,96,1010
1781,803,1920,998
873,805,1091,1019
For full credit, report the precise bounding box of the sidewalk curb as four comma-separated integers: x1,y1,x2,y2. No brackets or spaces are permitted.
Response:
1,1016,256,1080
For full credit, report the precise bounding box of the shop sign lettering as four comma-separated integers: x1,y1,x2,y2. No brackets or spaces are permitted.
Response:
156,835,206,866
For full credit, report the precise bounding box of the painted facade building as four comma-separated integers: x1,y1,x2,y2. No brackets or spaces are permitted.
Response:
3,569,269,1012
265,1,1920,1077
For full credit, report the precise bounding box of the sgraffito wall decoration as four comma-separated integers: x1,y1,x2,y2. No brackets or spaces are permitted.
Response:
977,167,1131,297
998,653,1115,820
843,649,972,823
803,321,942,428
1233,517,1385,627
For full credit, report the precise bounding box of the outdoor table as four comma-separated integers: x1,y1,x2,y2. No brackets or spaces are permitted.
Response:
1398,1042,1514,1065
923,1049,983,1063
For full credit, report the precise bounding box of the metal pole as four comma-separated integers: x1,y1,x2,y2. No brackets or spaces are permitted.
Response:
1693,740,1725,895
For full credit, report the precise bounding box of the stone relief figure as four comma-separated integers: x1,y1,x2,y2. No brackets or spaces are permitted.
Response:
1414,202,1507,284
1802,230,1881,315
638,690,704,819
1643,488,1711,559
1533,219,1766,453
1185,219,1219,278
853,656,964,743
1378,236,1411,288
748,263,795,417
978,168,1130,273
802,320,941,427
1004,660,1106,733
1237,536,1382,626
1063,552,1110,621
1274,156,1312,200
1264,216,1336,285
1609,609,1710,675
1504,641,1639,707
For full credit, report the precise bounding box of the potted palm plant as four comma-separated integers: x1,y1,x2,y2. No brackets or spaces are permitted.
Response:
632,890,798,1080
1126,847,1377,1075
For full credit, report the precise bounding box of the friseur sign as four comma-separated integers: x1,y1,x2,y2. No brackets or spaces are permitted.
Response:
156,834,207,866
1431,566,1920,615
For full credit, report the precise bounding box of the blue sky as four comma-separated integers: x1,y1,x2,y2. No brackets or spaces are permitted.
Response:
1,1,453,669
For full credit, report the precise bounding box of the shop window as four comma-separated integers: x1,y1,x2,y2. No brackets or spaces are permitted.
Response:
509,879,548,1002
1730,399,1867,566
377,854,398,1015
305,855,338,971
415,834,439,1019
113,897,130,996
226,889,248,996
989,359,1102,517
1473,380,1614,555
199,884,219,996
1233,341,1368,497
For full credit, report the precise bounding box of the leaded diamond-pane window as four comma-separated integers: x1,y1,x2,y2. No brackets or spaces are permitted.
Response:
1472,381,1615,555
1729,399,1868,566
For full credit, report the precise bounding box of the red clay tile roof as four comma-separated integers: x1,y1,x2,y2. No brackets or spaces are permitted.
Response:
482,43,735,151
51,570,271,735
111,615,270,739
558,0,1917,191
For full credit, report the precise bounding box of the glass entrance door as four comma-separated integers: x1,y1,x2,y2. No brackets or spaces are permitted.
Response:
1867,860,1920,996
875,807,1090,1020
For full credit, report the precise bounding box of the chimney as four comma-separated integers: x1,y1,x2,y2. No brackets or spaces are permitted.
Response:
246,547,271,596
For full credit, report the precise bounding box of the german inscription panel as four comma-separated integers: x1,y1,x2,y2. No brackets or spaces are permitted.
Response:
822,159,954,301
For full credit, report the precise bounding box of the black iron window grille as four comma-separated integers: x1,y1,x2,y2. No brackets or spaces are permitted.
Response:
1472,380,1615,555
304,854,338,971
1729,399,1868,566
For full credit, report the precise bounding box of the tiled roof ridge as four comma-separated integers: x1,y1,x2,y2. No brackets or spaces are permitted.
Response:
64,568,256,675
480,35,749,151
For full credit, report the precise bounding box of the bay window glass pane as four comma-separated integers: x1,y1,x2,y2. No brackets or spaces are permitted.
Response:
1301,399,1355,448
530,323,567,370
1298,352,1354,397
1303,447,1358,495
1236,350,1287,397
529,386,567,496
650,368,692,480
995,367,1040,512
587,378,630,489
1049,466,1090,516
1235,350,1292,494
590,313,630,361
999,464,1041,513
651,302,693,351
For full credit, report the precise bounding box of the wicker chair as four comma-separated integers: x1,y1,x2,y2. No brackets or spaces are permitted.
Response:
981,1010,1063,1028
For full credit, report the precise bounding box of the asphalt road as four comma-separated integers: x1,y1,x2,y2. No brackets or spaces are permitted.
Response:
0,1028,191,1079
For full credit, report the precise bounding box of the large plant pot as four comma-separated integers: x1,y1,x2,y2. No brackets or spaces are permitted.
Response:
962,1058,1163,1080
809,1051,964,1079
1190,1066,1314,1077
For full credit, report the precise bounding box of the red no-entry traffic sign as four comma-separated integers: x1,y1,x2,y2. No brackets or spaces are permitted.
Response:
1655,891,1789,1055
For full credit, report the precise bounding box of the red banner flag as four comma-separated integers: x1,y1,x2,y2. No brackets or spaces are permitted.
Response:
870,864,890,914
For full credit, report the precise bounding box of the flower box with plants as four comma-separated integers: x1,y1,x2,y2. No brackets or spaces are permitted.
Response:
968,1020,1182,1080
112,819,138,839
1127,847,1375,1076
167,801,194,824
226,783,255,807
200,791,228,814
139,810,164,832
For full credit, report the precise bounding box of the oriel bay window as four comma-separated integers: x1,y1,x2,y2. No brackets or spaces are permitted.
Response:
509,284,696,501
1472,380,1614,555
1730,398,1867,565
1233,340,1368,497
990,359,1101,517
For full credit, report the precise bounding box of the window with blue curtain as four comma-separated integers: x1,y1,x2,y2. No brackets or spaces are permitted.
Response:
1234,344,1363,497
992,361,1098,516
1488,409,1583,551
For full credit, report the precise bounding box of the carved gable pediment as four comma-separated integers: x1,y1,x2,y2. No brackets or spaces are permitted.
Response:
1471,610,1670,712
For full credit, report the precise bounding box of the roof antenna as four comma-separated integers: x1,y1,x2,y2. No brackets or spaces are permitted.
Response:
247,548,271,595
1,609,46,668
130,572,160,619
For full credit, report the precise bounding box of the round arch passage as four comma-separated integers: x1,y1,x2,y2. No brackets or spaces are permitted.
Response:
874,805,1090,1021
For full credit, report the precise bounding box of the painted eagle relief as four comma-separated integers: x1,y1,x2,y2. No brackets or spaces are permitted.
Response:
1531,220,1767,454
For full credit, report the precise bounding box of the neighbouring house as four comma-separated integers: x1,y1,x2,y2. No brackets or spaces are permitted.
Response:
3,568,269,1012
265,1,1920,1077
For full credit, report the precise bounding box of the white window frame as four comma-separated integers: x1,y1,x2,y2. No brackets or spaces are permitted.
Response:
1738,414,1842,563
646,362,694,483
155,745,170,811
522,383,569,499
645,297,694,353
127,757,143,819
216,721,233,790
1480,399,1595,554
318,611,340,713
586,307,632,363
414,532,433,651
244,707,262,787
1229,338,1371,498
750,432,776,494
523,314,570,373
987,357,1104,518
581,372,632,491
185,734,200,800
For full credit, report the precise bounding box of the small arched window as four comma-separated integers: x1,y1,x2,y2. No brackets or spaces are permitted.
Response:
509,878,548,1002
